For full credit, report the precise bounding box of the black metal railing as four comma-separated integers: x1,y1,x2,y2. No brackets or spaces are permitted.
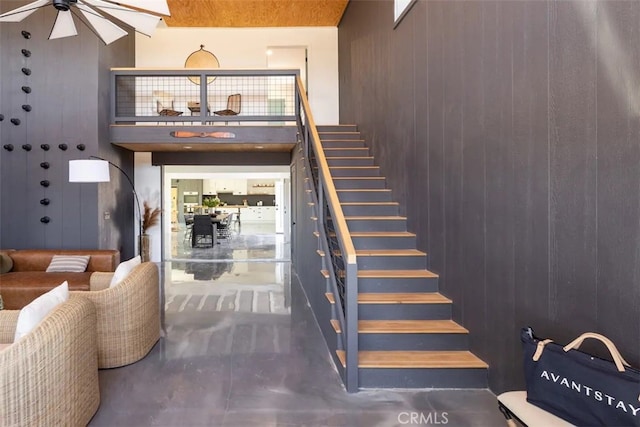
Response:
294,76,359,392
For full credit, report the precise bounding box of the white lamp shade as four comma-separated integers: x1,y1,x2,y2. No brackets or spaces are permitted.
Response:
69,159,110,183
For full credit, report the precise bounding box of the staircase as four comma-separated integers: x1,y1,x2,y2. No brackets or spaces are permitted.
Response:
314,124,488,389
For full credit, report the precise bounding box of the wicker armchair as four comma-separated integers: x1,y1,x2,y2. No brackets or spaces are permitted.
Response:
71,261,160,368
0,295,100,427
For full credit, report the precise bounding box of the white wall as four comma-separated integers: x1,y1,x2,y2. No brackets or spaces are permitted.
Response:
134,153,162,262
136,26,339,124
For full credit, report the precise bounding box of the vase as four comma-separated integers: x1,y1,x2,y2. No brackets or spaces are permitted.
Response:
141,234,150,262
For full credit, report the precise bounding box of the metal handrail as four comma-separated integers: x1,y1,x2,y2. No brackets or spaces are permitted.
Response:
294,76,359,392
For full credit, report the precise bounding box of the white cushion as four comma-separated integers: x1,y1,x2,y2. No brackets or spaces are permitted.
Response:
46,255,90,272
14,281,69,342
109,255,141,288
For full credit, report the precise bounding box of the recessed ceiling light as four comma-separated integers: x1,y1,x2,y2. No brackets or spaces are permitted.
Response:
266,50,273,56
184,146,192,149
255,145,264,149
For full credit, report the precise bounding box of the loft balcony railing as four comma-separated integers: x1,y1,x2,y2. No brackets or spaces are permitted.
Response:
110,68,299,125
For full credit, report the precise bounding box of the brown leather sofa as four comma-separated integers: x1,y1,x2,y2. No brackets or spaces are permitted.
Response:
0,249,120,310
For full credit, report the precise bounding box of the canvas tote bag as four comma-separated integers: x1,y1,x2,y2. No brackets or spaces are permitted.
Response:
521,327,640,426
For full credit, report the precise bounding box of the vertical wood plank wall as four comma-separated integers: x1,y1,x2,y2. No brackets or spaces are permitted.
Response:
0,4,136,257
338,0,640,392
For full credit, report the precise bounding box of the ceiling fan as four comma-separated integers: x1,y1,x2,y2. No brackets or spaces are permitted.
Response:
0,0,170,45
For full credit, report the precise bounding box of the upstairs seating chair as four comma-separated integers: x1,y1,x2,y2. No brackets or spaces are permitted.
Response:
154,90,182,118
192,214,215,247
213,93,241,125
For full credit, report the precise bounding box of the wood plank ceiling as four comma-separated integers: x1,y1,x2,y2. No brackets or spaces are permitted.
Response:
164,0,349,27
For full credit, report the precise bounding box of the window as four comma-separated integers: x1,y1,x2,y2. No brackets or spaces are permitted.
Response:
394,0,417,27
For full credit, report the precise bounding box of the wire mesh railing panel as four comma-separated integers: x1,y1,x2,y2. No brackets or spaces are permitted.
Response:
113,71,297,122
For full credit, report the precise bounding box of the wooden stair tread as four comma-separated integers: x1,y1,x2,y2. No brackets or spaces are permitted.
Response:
320,139,366,142
332,176,385,180
340,202,399,206
336,189,391,193
356,249,426,257
360,320,468,334
324,292,451,304
358,270,438,279
320,249,426,257
326,156,374,159
324,148,368,150
358,293,451,303
336,350,488,369
330,319,468,334
328,166,380,169
343,216,406,220
346,231,416,237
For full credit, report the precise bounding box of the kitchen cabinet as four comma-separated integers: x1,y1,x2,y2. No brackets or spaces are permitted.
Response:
238,206,276,223
202,179,216,195
215,179,246,195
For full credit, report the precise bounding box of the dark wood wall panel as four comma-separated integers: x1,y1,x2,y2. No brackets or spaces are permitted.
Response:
460,1,488,365
409,1,429,251
548,1,599,338
339,0,640,392
593,1,640,359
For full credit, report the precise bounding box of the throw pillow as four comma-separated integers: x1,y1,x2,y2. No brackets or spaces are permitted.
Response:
0,252,13,274
14,281,69,342
45,255,90,272
109,255,141,288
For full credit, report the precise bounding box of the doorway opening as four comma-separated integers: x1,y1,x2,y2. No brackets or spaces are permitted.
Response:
163,165,291,265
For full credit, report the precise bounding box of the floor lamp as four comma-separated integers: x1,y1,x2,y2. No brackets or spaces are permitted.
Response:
69,156,142,257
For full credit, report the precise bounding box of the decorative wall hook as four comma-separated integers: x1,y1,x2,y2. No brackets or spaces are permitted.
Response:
58,143,68,151
40,162,50,169
21,49,31,57
22,144,31,151
21,30,31,39
40,198,50,205
40,144,50,151
21,67,31,76
3,144,14,151
21,86,31,94
0,114,4,121
22,104,32,112
10,118,21,126
76,144,86,151
40,216,50,224
40,180,50,187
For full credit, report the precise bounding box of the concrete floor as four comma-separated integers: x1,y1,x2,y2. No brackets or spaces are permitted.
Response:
89,225,507,426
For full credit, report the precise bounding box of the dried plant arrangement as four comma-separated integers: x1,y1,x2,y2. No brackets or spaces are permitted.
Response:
142,201,161,234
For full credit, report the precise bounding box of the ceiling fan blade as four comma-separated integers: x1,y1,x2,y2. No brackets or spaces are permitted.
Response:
76,3,128,45
0,0,49,22
102,0,170,17
49,10,78,40
83,0,161,37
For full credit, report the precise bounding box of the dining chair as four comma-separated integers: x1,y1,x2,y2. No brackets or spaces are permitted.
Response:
191,215,215,247
213,94,241,125
216,213,233,241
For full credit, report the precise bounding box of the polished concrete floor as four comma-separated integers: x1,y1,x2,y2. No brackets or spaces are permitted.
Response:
89,225,506,426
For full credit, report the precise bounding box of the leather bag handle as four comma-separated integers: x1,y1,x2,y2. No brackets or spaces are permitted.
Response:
563,332,630,372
